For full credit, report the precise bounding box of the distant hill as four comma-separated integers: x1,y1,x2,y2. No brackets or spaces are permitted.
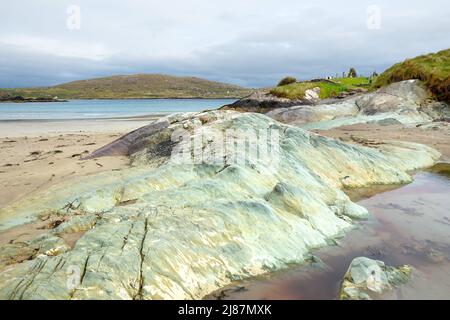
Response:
0,74,253,99
374,49,450,102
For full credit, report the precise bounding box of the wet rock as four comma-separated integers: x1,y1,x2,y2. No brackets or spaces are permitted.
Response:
339,257,412,300
426,248,447,263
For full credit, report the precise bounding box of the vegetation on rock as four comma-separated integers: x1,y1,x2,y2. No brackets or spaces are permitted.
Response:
269,77,370,100
268,80,439,130
277,76,297,87
373,48,450,102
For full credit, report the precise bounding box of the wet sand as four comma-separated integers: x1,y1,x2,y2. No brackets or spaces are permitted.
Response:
0,118,159,210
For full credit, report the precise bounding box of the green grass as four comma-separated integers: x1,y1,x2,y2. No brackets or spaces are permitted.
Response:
335,77,371,86
373,48,450,102
270,77,370,100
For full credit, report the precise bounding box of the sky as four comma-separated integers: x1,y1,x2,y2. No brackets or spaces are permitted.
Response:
0,0,449,88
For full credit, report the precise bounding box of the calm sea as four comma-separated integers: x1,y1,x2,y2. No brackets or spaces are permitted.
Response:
0,99,236,121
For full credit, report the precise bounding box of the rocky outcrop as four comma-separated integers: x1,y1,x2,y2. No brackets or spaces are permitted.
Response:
0,111,440,299
220,91,311,113
339,257,412,300
304,87,321,101
0,94,67,103
267,80,450,130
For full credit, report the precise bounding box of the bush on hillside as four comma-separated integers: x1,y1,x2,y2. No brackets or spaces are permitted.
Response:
277,76,297,87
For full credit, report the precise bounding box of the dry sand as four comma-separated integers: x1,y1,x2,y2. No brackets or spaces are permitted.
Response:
0,118,158,209
316,122,450,164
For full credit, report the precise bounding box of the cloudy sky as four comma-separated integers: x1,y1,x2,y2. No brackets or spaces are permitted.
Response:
1,0,449,88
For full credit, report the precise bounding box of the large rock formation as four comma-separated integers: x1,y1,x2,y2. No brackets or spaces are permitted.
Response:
0,111,440,299
267,80,450,130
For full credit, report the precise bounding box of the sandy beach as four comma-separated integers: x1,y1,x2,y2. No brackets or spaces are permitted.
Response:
316,122,450,163
2,117,449,211
0,117,159,209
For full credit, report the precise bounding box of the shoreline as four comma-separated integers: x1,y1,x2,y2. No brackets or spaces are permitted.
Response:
0,116,166,208
0,97,244,103
0,117,162,137
0,113,168,123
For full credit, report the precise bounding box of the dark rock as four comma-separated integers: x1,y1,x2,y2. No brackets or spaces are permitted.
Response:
0,94,67,103
220,91,311,113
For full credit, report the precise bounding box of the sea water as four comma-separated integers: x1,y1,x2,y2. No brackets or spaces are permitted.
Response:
0,99,236,121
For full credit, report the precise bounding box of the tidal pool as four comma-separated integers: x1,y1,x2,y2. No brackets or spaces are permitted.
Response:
207,164,450,300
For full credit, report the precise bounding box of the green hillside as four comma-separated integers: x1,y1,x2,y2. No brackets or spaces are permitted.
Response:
373,49,450,102
0,74,252,99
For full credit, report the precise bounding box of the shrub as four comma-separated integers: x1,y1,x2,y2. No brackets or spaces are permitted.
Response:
277,76,297,87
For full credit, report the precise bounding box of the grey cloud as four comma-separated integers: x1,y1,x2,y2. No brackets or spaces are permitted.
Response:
0,0,449,88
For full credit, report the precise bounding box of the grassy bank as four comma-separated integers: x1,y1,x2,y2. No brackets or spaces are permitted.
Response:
270,77,370,100
373,49,450,102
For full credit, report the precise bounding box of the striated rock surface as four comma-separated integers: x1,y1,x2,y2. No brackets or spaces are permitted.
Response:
267,80,450,130
0,111,440,299
339,257,412,300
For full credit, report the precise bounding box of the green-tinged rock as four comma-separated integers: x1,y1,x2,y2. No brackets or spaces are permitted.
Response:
0,111,438,299
0,234,69,269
